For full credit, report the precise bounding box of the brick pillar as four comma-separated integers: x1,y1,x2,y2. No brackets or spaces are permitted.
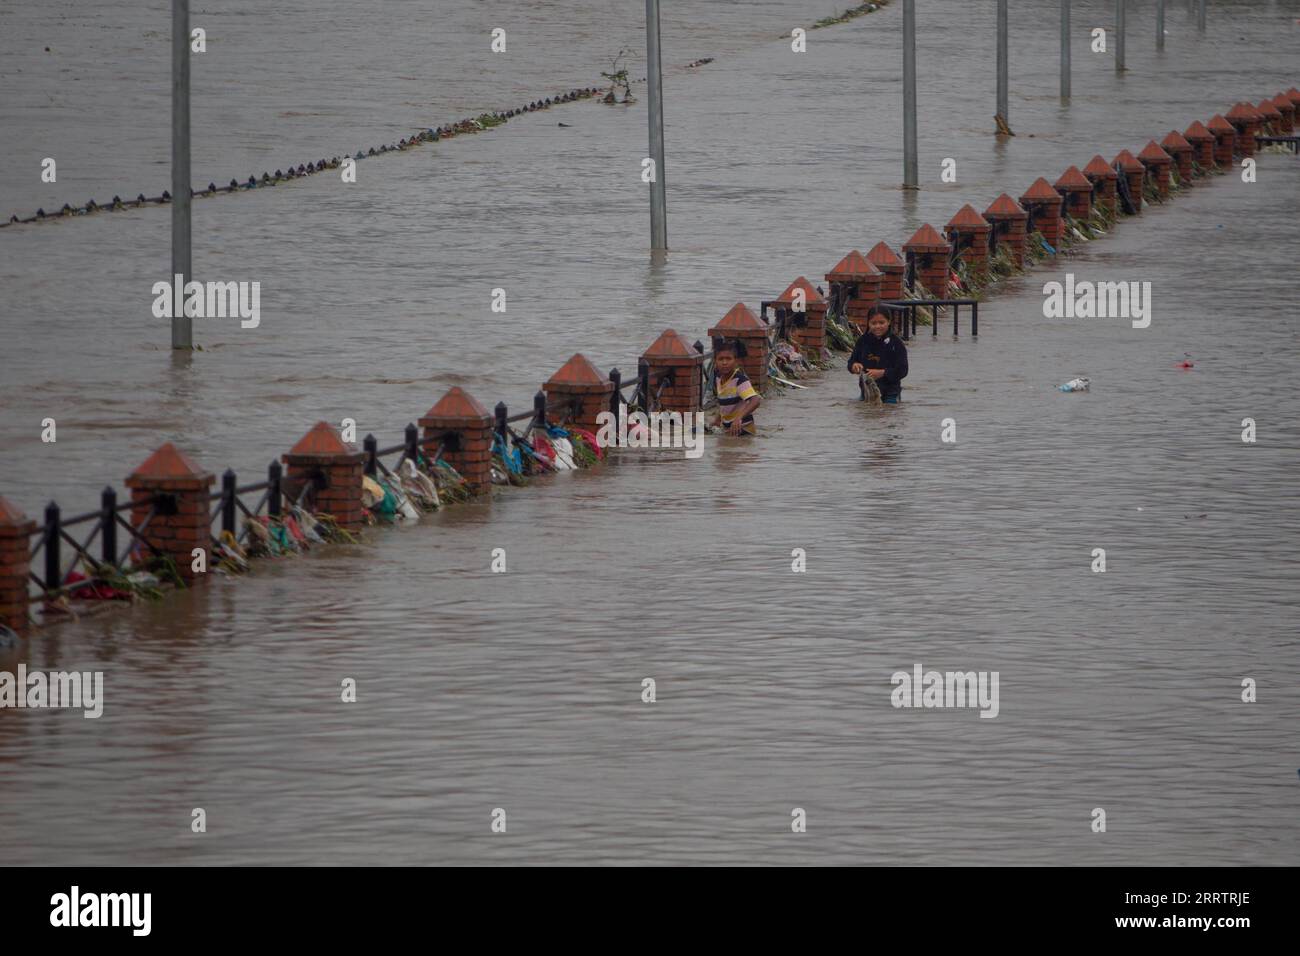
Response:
983,194,1029,267
1082,156,1119,216
1053,167,1093,221
1182,122,1215,172
826,250,882,334
773,276,827,352
544,353,615,433
1019,178,1065,247
124,442,215,583
0,497,35,633
1255,99,1282,136
282,422,365,532
708,303,770,391
865,241,905,302
1113,151,1146,213
902,224,950,297
1138,142,1174,198
1160,131,1195,183
944,205,991,281
642,329,705,412
1226,103,1260,157
1287,89,1300,121
418,386,493,493
1207,115,1236,167
1270,95,1294,135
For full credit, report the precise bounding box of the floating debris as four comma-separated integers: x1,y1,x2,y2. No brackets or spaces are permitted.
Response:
812,1,889,29
2,86,605,229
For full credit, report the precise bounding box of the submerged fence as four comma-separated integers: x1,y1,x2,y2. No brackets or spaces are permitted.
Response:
2,89,1297,636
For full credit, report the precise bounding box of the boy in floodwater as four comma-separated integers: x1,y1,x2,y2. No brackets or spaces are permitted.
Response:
848,306,909,404
711,338,761,435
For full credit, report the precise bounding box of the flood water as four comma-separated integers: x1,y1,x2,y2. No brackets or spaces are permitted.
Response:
1,1,1298,865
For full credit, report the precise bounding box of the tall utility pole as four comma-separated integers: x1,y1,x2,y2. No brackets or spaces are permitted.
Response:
902,0,917,189
996,0,1009,126
645,0,668,251
171,0,192,349
1116,0,1127,72
1060,0,1071,99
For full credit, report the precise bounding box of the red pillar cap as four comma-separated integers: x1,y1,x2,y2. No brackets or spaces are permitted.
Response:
288,422,355,457
1083,155,1120,179
546,353,609,389
1054,166,1093,190
421,386,492,425
774,276,824,305
1114,150,1145,172
126,441,213,486
983,193,1028,218
902,223,950,253
642,328,701,361
1020,177,1064,203
945,204,990,231
712,302,764,331
865,241,905,269
827,250,880,282
0,496,34,529
1138,141,1173,163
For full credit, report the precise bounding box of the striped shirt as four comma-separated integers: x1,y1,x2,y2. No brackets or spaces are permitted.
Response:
715,367,758,434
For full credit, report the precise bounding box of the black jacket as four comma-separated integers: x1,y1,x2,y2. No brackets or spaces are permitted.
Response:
847,331,909,399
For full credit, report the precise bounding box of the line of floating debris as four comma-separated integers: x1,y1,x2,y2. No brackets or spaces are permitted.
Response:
0,87,603,230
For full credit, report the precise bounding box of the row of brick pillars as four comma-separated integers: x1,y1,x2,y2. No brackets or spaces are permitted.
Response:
8,93,1293,634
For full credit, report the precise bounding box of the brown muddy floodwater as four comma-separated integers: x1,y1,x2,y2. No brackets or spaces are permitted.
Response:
1,1,1298,864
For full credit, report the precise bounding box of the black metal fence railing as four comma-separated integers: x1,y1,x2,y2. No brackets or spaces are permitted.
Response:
27,490,169,599
10,305,867,627
880,298,979,338
1255,134,1300,154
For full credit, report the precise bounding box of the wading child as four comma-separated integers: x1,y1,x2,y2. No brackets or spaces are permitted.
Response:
848,306,909,404
711,338,761,435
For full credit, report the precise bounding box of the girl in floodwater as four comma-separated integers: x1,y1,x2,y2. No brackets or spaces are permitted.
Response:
848,306,909,404
711,338,761,435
